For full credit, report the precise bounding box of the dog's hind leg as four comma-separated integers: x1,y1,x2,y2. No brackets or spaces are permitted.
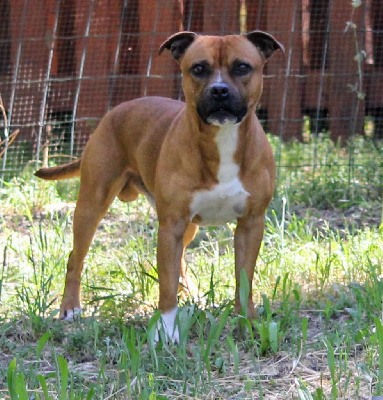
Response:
60,164,128,320
179,223,198,296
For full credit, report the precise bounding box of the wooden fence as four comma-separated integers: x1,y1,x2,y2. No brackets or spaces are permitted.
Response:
0,0,382,174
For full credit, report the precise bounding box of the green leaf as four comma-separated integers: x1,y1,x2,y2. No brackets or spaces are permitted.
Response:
7,359,29,400
374,318,383,394
37,331,51,359
7,359,18,400
226,335,239,375
268,321,279,353
15,372,29,400
37,375,52,400
58,355,69,400
86,385,95,400
239,269,250,318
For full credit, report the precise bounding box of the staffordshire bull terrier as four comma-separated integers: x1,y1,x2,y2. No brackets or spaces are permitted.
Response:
35,30,284,342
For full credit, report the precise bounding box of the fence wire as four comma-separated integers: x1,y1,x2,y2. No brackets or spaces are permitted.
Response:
0,0,382,203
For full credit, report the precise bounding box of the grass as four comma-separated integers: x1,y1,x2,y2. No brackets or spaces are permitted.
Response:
0,134,382,399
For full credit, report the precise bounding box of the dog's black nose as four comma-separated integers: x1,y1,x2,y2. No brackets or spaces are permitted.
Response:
210,83,229,100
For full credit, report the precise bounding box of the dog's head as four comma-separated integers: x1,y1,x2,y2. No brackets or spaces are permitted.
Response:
159,31,284,126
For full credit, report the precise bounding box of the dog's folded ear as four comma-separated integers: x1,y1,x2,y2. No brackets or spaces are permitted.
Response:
245,31,285,60
159,31,198,61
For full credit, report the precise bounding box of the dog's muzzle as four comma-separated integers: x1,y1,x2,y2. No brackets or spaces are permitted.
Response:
197,83,248,126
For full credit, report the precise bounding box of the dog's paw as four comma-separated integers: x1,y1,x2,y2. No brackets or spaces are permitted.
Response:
61,307,82,321
154,307,179,344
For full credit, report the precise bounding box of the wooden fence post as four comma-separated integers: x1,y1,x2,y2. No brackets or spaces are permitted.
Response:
266,0,303,141
202,0,240,34
328,0,365,143
367,0,383,138
139,0,183,98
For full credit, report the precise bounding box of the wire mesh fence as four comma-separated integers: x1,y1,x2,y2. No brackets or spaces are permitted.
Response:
0,0,382,203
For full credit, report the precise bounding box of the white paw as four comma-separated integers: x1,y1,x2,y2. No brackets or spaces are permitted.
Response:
155,307,179,344
62,307,82,321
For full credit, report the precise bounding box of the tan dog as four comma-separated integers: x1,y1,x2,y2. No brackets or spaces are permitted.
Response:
35,31,284,342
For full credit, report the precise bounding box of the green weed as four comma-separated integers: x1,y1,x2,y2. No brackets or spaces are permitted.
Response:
0,133,382,398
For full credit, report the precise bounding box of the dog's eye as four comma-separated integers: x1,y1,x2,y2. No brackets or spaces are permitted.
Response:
191,64,209,77
233,63,252,76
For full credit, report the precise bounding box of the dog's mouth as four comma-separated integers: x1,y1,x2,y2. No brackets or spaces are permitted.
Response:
206,107,238,125
197,98,248,126
208,106,237,119
206,104,249,126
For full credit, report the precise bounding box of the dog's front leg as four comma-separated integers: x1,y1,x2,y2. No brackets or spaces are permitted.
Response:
234,214,265,320
156,218,188,343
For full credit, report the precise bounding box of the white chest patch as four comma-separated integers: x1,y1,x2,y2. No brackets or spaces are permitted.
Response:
190,124,249,226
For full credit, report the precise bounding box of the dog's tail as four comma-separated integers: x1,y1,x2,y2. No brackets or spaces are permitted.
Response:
35,159,81,181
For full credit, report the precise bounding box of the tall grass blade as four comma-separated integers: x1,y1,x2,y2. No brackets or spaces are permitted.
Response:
14,372,28,400
268,321,279,353
7,359,28,400
226,335,239,375
37,331,51,359
7,359,18,400
58,355,69,400
86,385,95,400
374,317,383,395
37,374,53,400
239,269,250,319
325,340,338,399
